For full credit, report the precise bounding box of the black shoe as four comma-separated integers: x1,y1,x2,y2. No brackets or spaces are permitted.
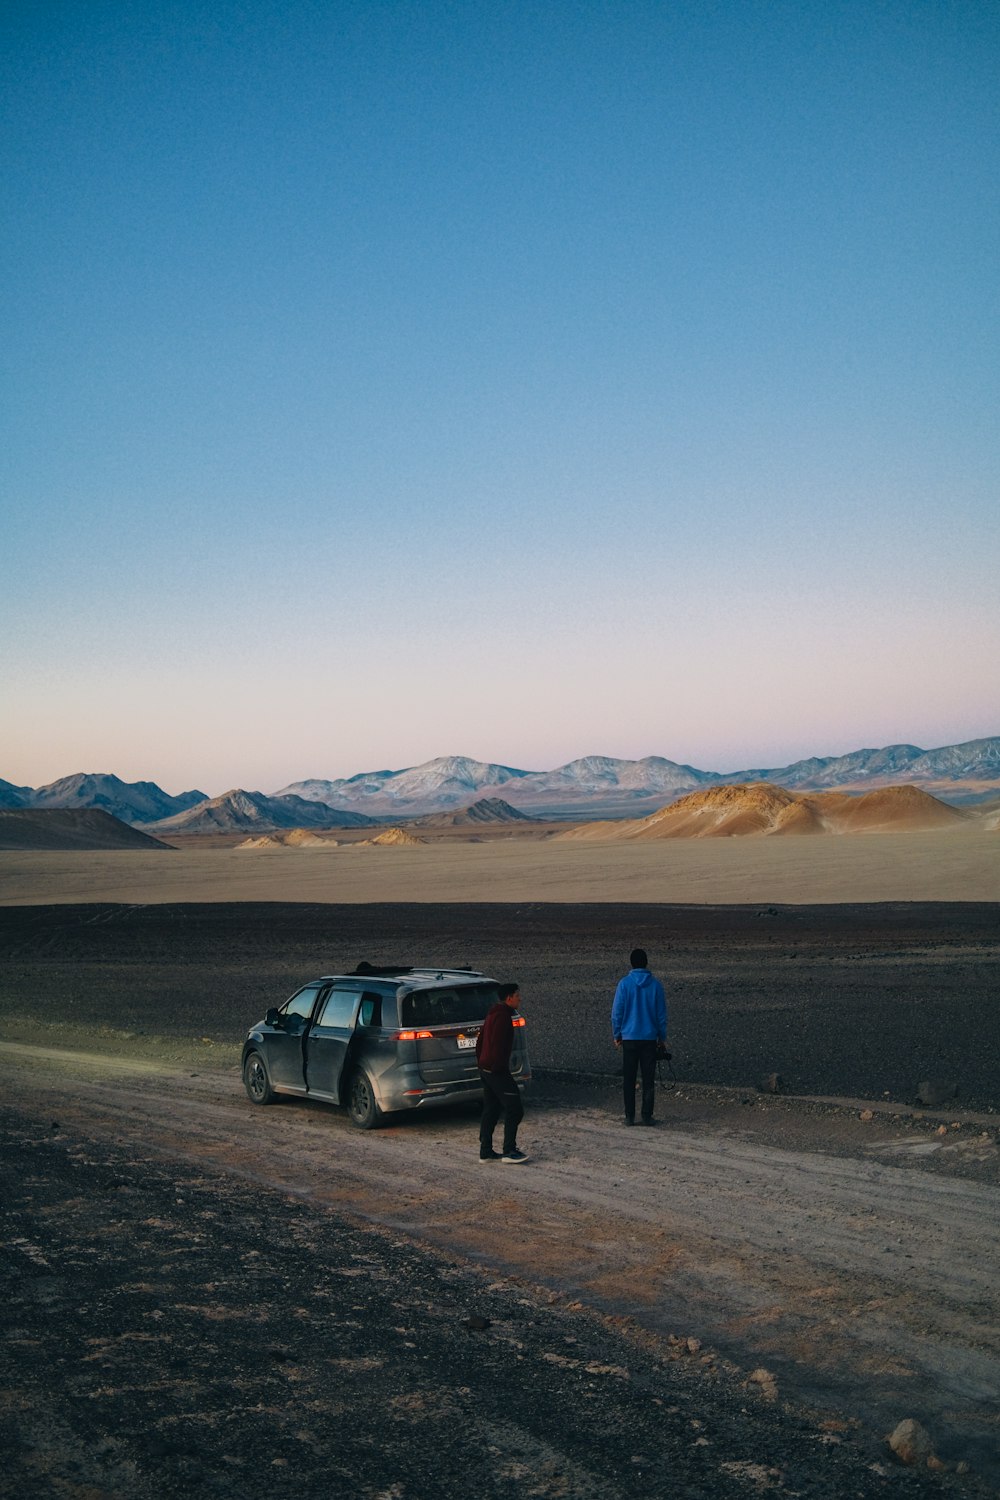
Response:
501,1147,529,1164
623,1116,635,1126
479,1148,501,1161
639,1117,658,1127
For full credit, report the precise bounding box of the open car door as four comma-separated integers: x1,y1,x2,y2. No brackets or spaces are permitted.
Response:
304,984,363,1098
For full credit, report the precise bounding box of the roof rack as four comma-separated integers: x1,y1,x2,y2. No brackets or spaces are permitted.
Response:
351,963,482,978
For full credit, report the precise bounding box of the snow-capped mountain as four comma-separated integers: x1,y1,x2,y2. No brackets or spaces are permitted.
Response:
277,756,531,812
6,738,999,826
274,738,1000,818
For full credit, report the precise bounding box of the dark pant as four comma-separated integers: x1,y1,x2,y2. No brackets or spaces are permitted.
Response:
622,1040,657,1122
479,1068,523,1154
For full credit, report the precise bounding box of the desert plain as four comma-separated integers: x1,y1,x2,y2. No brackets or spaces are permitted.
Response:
2,822,999,1497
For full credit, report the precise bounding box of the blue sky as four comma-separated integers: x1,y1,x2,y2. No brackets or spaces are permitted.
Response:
2,0,998,794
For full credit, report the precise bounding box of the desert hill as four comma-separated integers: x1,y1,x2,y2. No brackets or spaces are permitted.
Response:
556,783,974,841
235,829,336,850
0,808,174,851
146,790,376,836
409,797,535,828
356,827,425,847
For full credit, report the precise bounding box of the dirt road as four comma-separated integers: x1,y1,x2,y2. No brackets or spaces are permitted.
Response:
4,1039,998,1494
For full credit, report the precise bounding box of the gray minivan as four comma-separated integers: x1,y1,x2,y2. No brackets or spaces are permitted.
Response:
241,964,530,1128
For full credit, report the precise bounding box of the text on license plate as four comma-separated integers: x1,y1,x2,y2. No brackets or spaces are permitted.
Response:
457,1036,478,1049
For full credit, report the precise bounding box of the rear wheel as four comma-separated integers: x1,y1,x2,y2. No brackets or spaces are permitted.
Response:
243,1050,277,1105
347,1069,382,1130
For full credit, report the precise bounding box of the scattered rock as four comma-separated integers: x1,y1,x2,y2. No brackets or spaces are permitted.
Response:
757,1073,783,1094
915,1079,957,1107
935,1124,948,1137
462,1316,491,1332
747,1367,778,1401
860,1109,874,1122
888,1418,933,1466
686,1337,701,1354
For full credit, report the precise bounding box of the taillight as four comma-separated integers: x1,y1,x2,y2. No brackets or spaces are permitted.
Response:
395,1029,433,1041
512,1016,526,1028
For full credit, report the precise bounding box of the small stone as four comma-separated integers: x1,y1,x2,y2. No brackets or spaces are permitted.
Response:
463,1316,491,1331
888,1418,933,1466
860,1109,874,1122
686,1337,701,1354
936,1125,948,1137
927,1454,949,1472
757,1073,783,1094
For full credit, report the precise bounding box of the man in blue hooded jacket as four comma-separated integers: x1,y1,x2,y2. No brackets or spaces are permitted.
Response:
611,947,668,1126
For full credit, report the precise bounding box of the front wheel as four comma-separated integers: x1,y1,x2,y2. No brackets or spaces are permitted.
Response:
347,1070,382,1130
243,1050,277,1105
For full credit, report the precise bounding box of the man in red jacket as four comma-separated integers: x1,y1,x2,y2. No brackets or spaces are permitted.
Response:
475,982,529,1163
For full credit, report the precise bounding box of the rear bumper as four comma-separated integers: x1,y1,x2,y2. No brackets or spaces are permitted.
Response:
384,1070,531,1113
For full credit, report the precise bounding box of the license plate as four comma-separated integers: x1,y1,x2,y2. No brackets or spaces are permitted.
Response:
457,1036,477,1050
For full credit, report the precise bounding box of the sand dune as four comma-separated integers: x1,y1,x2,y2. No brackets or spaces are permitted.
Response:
357,826,425,847
556,782,972,841
235,828,336,850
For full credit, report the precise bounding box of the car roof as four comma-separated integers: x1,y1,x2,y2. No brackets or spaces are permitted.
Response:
316,967,494,993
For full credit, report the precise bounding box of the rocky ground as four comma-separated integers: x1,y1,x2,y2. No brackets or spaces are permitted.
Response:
1,901,998,1498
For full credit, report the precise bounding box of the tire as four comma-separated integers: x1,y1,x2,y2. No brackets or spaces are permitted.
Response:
347,1069,382,1130
243,1050,277,1106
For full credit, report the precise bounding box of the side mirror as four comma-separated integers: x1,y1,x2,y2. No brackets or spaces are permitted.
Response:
265,1007,281,1027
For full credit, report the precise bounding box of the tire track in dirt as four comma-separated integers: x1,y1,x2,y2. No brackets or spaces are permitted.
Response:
5,1041,999,1482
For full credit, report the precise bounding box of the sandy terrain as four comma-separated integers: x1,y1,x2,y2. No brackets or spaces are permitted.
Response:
0,825,997,906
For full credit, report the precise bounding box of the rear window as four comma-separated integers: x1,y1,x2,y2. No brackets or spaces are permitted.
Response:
401,984,499,1029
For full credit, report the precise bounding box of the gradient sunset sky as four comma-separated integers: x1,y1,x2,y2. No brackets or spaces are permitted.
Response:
3,1,998,795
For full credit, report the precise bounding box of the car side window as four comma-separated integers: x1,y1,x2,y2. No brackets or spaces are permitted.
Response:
358,992,383,1027
283,986,321,1024
316,988,362,1029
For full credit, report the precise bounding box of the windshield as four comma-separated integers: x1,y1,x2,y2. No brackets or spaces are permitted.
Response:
401,983,500,1029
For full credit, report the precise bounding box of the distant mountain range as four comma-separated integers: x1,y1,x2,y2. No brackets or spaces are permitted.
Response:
2,736,998,828
275,739,1000,818
0,772,208,822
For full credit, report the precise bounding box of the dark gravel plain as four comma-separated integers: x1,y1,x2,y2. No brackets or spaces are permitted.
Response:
0,900,997,1108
